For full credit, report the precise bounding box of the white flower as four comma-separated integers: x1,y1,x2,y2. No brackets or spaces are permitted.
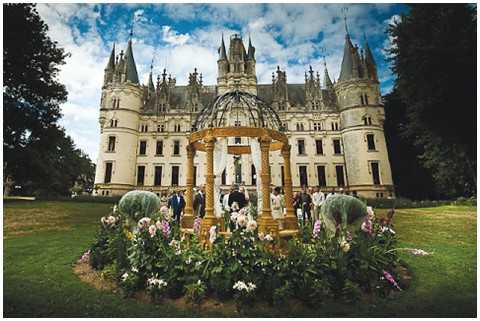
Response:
131,266,139,273
185,258,192,265
112,205,118,214
147,275,168,289
237,214,247,227
230,211,239,222
197,280,202,285
246,220,257,232
121,272,129,282
233,281,256,293
264,234,273,242
101,217,107,225
148,225,157,238
138,217,152,230
107,215,116,225
367,206,375,220
209,226,217,244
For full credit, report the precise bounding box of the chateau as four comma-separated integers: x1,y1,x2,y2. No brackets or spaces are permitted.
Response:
93,30,394,199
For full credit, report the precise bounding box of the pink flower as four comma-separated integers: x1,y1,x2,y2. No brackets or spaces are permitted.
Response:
361,217,373,235
246,220,257,232
157,220,170,238
193,217,201,235
383,270,402,291
148,225,157,238
312,220,321,238
237,214,247,227
258,232,265,241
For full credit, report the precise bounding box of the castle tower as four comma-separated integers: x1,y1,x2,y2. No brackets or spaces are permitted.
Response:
94,38,143,196
335,27,394,198
217,34,257,95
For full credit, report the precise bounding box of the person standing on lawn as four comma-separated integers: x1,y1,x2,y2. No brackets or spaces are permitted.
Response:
312,186,325,221
168,189,185,224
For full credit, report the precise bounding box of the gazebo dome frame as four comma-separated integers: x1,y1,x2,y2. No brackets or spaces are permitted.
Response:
182,90,298,246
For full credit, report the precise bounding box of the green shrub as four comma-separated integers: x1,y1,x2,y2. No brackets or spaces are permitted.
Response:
185,280,207,305
118,190,160,222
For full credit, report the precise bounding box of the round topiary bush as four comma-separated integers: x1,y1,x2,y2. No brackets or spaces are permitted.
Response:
118,190,161,222
320,194,367,234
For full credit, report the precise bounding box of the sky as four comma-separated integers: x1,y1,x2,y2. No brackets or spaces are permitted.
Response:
35,3,408,163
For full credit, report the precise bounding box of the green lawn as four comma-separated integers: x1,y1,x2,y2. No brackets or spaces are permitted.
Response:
3,201,477,317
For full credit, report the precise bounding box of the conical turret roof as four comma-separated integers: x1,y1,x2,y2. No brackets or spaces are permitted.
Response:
106,43,115,70
338,34,355,82
218,35,227,60
124,39,139,84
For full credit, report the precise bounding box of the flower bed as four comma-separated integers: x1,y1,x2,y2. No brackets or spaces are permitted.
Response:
83,193,406,310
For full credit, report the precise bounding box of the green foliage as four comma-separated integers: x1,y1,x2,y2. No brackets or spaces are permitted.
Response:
185,281,207,305
118,191,161,222
363,196,477,209
3,4,94,197
386,4,476,198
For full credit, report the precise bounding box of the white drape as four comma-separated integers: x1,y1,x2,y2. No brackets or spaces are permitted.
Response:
214,138,228,218
250,139,263,214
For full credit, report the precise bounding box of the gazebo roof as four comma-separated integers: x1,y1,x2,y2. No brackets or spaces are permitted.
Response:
193,90,284,131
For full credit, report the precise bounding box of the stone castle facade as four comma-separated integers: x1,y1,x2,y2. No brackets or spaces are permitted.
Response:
93,31,394,199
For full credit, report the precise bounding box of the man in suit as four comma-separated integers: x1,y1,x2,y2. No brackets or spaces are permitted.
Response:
168,189,185,224
193,184,206,218
228,184,247,210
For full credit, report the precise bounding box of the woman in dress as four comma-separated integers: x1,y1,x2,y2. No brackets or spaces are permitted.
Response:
271,186,285,220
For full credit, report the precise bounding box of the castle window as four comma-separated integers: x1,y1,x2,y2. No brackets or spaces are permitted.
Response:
112,98,117,109
145,125,148,132
360,95,365,105
299,165,308,187
107,136,116,152
173,140,180,155
139,140,147,155
222,168,227,185
333,139,342,155
251,165,256,185
331,122,335,131
157,124,165,132
335,122,339,131
156,140,163,155
315,139,323,155
317,165,327,187
114,120,118,127
104,162,112,183
296,123,304,131
367,134,376,151
235,137,241,144
137,166,145,186
371,162,381,185
297,139,306,155
364,94,369,105
116,99,120,108
278,101,286,111
335,165,345,187
154,166,162,186
363,116,372,126
171,165,179,186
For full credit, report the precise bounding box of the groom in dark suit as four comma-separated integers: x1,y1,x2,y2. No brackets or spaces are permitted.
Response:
228,184,247,210
168,189,185,224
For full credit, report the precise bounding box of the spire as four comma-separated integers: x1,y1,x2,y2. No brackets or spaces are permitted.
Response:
124,38,139,84
363,32,378,81
247,35,255,59
323,57,333,88
148,61,155,93
218,34,227,60
106,43,115,70
338,21,355,82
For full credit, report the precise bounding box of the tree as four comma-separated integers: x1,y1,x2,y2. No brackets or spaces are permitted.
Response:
383,90,437,200
387,4,476,198
4,4,94,197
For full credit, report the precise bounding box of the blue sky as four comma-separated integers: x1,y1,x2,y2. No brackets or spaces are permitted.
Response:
36,3,407,163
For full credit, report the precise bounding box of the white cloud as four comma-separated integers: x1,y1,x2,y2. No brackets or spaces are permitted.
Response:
161,26,190,46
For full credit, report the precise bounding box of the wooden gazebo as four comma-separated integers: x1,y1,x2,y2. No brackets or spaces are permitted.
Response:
180,91,299,244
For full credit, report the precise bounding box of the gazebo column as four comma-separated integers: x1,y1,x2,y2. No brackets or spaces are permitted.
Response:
199,135,216,244
281,144,298,230
182,144,195,229
257,136,279,238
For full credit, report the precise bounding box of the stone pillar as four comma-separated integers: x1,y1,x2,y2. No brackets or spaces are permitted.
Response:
182,144,195,229
282,144,298,230
199,135,217,244
257,135,279,238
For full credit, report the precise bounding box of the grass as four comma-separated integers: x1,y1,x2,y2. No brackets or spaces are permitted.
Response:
3,201,477,317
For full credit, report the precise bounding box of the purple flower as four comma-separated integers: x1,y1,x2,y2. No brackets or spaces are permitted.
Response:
157,220,170,238
383,270,402,291
312,220,322,238
193,217,201,235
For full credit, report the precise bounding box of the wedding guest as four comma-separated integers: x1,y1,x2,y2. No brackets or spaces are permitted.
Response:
300,185,313,224
312,187,325,221
228,184,247,209
271,186,285,220
193,184,206,218
168,189,185,224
